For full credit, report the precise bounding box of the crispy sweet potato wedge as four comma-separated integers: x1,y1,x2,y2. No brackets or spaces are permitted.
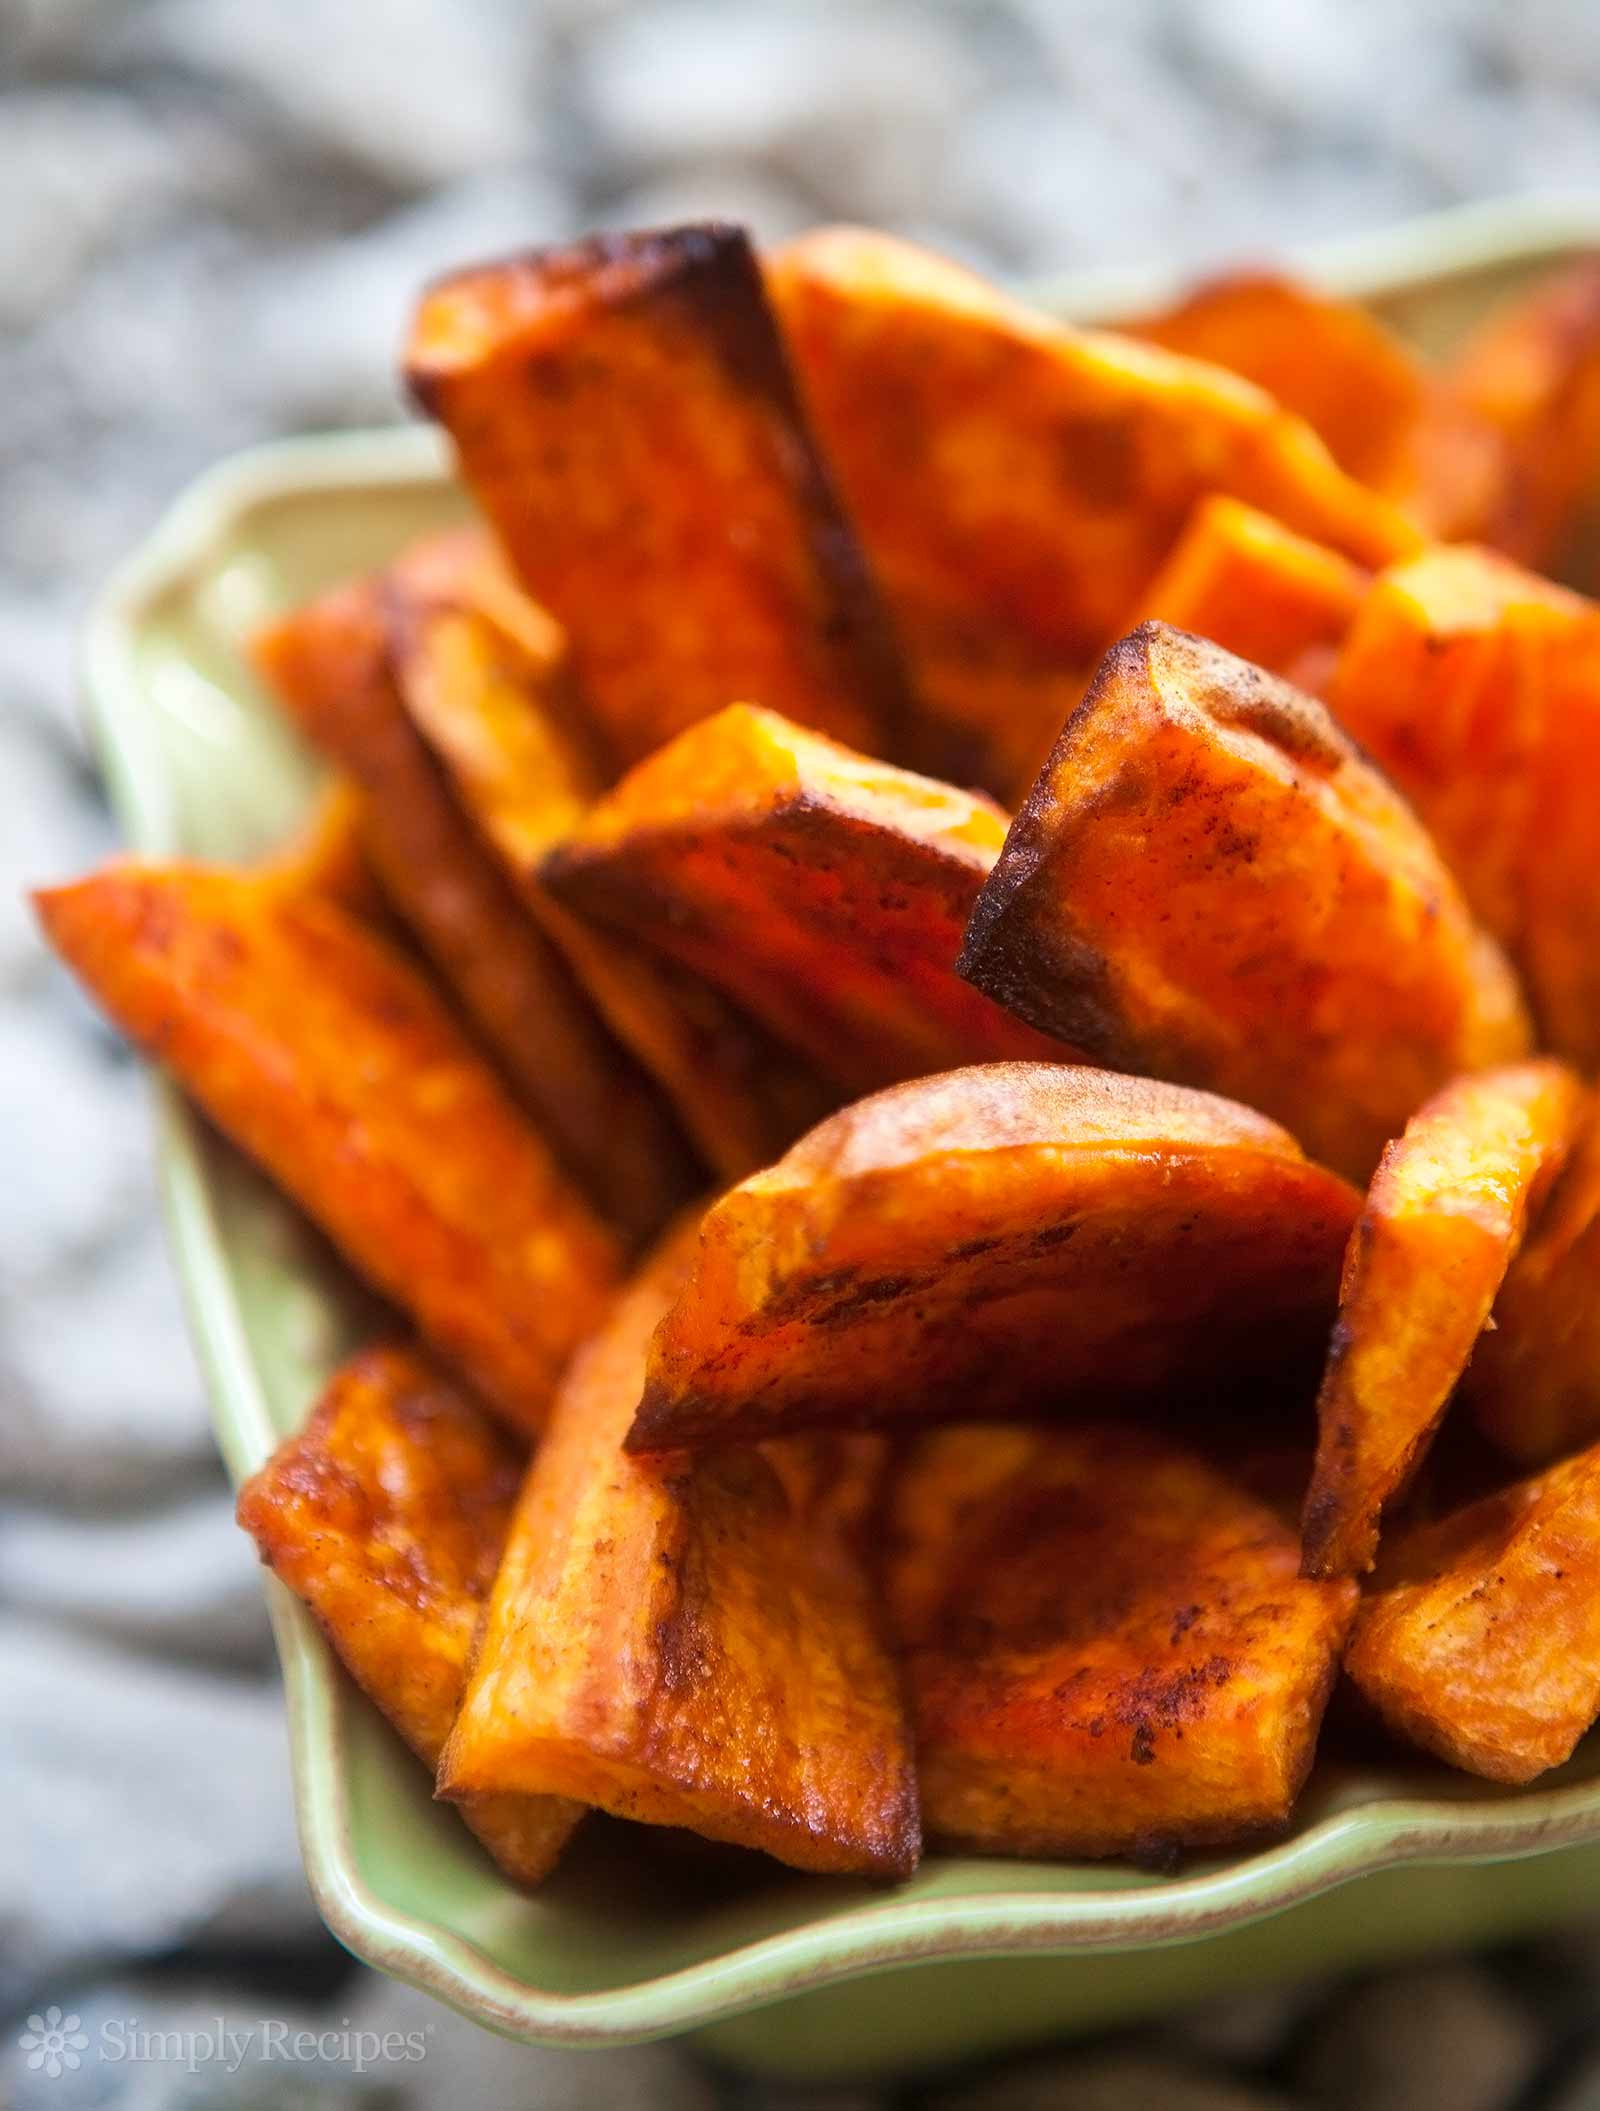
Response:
631,1063,1359,1451
437,1222,921,1878
254,548,696,1242
958,624,1532,1181
257,777,388,921
1346,1439,1600,1782
1300,1060,1584,1579
1464,1100,1600,1465
35,864,620,1435
885,1424,1357,1858
767,226,1419,797
237,1343,582,1884
542,703,1074,1095
406,223,913,774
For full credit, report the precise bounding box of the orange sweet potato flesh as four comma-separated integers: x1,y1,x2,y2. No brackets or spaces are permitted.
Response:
958,624,1532,1182
542,703,1075,1096
437,1221,921,1878
236,1343,582,1884
253,544,696,1243
885,1424,1356,1859
257,777,388,922
405,223,913,776
35,863,620,1435
1328,545,1600,1064
1464,1099,1600,1466
631,1062,1359,1452
767,227,1420,799
1300,1059,1584,1580
1345,1439,1600,1783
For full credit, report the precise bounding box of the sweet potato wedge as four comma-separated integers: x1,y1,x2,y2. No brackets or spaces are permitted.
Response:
437,1222,921,1878
542,703,1073,1095
236,1343,582,1884
257,777,388,922
631,1063,1358,1451
1464,1099,1600,1465
1300,1059,1583,1579
406,223,913,775
254,548,696,1242
958,624,1532,1181
1346,1439,1600,1783
35,864,620,1435
885,1423,1357,1859
767,226,1419,797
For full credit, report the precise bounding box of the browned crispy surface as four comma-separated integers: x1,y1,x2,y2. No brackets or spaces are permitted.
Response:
237,1343,582,1884
885,1424,1357,1859
958,623,1531,1181
631,1063,1359,1451
35,863,620,1435
1300,1060,1584,1578
437,1220,922,1878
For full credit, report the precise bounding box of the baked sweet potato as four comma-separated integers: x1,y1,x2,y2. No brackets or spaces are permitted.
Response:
406,223,913,775
542,703,1072,1095
437,1222,921,1878
35,864,620,1435
254,546,696,1242
1346,1438,1600,1783
1465,1100,1600,1465
767,226,1419,798
885,1423,1357,1859
630,1063,1358,1451
958,624,1532,1182
257,777,387,921
1300,1060,1583,1579
236,1343,582,1884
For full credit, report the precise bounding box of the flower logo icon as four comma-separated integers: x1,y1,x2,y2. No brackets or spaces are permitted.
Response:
17,2007,89,2079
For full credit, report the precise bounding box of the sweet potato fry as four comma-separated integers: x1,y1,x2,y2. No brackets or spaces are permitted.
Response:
1300,1060,1583,1580
1465,1099,1600,1466
254,549,696,1242
958,624,1531,1181
631,1063,1358,1451
437,1222,921,1878
767,226,1419,797
237,1343,582,1884
257,777,387,922
542,703,1073,1095
406,223,913,774
1346,1439,1600,1783
886,1425,1356,1859
35,864,620,1435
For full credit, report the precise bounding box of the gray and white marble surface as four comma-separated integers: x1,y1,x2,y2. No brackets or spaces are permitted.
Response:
7,2,1600,2102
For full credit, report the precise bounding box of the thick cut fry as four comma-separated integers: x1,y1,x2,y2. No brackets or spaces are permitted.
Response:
542,703,1073,1095
958,624,1531,1182
406,223,913,774
768,226,1419,798
437,1223,921,1878
35,864,620,1435
237,1344,582,1884
1346,1440,1600,1783
632,1063,1358,1451
1465,1101,1600,1465
254,548,696,1243
1300,1060,1583,1579
886,1425,1356,1858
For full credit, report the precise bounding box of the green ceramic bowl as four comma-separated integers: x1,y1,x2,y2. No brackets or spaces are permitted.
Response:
82,194,1600,2082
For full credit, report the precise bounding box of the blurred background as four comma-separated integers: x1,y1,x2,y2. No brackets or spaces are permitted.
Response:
8,1,1600,2105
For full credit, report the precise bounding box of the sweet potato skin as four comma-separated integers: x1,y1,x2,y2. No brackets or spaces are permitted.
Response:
1300,1059,1584,1579
542,703,1072,1095
959,623,1531,1182
406,224,911,774
437,1221,921,1879
236,1344,582,1884
35,864,620,1435
1346,1440,1600,1783
631,1063,1359,1451
886,1424,1357,1859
